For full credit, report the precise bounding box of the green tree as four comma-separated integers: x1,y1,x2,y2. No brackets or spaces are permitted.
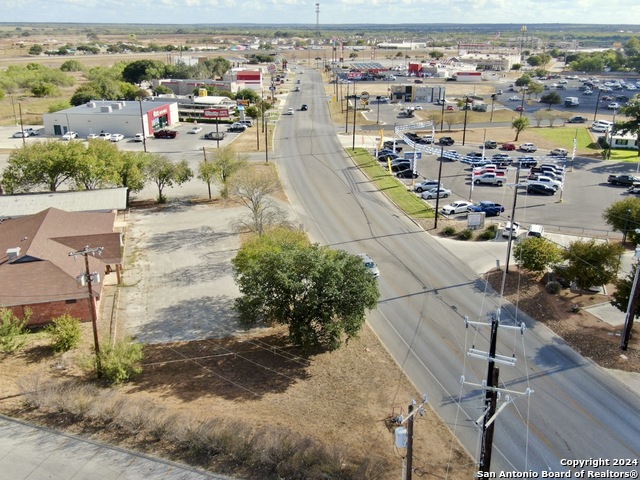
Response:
611,264,640,318
47,100,71,113
0,308,30,354
562,240,623,291
30,81,58,97
429,50,444,60
113,151,150,207
235,88,260,104
511,116,530,141
74,140,121,190
47,314,82,353
232,228,380,351
513,237,563,274
28,44,43,55
515,74,531,87
2,140,83,193
540,92,562,110
602,197,640,245
616,95,640,157
202,57,231,78
144,155,193,203
527,81,544,98
121,59,166,84
154,84,173,95
349,52,358,60
198,145,247,199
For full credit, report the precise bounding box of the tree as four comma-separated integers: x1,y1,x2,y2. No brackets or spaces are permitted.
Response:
515,74,531,87
121,59,166,85
60,59,84,72
511,116,530,141
202,57,231,78
232,228,380,351
28,44,43,55
513,237,563,274
602,197,640,245
527,82,544,98
429,50,444,60
611,264,640,319
30,81,58,97
145,156,193,203
562,240,623,291
235,88,260,104
540,92,562,110
616,95,640,157
349,52,358,60
2,140,83,193
113,151,149,206
73,140,121,190
229,165,287,235
198,145,247,199
444,112,464,130
532,109,550,127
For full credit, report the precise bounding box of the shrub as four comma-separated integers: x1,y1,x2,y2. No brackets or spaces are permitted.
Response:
441,226,457,237
0,307,30,353
477,227,497,241
456,229,473,241
97,338,143,384
47,314,82,353
545,281,562,295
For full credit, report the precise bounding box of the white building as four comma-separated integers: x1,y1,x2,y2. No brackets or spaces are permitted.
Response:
42,100,179,138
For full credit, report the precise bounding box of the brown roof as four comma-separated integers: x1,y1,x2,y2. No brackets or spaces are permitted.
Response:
0,208,122,307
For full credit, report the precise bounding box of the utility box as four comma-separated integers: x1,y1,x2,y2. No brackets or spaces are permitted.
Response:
395,426,408,449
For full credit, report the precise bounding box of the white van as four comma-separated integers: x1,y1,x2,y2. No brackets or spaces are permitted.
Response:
527,224,545,238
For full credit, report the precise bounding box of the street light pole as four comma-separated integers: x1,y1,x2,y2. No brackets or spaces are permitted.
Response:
138,98,147,153
607,109,617,160
505,164,521,275
352,85,357,151
462,96,469,146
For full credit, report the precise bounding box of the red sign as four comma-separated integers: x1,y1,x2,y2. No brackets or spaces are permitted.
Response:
204,109,230,119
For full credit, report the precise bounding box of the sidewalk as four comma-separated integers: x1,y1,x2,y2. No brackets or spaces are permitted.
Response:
0,414,233,480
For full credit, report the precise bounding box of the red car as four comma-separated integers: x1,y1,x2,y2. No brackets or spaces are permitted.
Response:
446,105,455,111
502,143,516,151
153,129,178,139
515,106,525,112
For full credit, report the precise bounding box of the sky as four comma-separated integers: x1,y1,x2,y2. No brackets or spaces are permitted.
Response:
3,0,640,26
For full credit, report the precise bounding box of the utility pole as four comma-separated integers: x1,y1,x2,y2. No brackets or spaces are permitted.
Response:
352,86,357,151
434,145,445,229
462,96,469,146
463,312,531,474
621,244,640,350
69,245,104,377
393,395,428,480
504,164,521,275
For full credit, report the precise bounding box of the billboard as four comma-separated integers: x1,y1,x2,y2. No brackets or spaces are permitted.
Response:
203,108,231,119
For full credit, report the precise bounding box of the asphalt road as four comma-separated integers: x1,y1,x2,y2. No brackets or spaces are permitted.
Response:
275,66,640,473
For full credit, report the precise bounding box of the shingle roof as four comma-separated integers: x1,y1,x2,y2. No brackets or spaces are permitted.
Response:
0,208,122,307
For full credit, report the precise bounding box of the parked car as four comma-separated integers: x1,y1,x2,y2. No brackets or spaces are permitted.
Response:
484,140,498,149
509,95,521,101
519,143,537,152
204,131,226,141
188,126,203,134
441,201,473,215
467,201,505,217
109,133,124,142
516,156,538,168
153,129,178,139
527,175,562,190
438,137,455,146
390,161,412,172
87,133,100,139
61,131,78,141
421,188,451,200
301,104,308,111
239,119,254,127
526,183,557,196
133,133,145,142
378,152,400,162
607,102,621,110
550,148,568,157
413,180,441,193
608,174,640,186
357,253,379,278
396,169,419,179
287,108,295,115
502,222,521,238
568,116,588,123
502,142,516,151
98,132,112,141
591,124,609,133
226,123,247,133
515,106,525,112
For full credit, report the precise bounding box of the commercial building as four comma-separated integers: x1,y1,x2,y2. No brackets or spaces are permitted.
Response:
42,100,178,139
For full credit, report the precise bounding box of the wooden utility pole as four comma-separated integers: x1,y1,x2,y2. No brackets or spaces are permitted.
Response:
406,404,414,480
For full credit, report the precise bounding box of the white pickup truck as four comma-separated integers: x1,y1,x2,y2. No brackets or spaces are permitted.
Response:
527,175,562,191
473,173,506,186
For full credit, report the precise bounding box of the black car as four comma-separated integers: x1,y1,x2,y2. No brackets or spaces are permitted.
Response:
153,129,178,139
301,104,308,111
527,183,556,196
567,116,588,124
439,137,455,146
391,161,412,172
396,169,419,179
378,153,400,162
383,141,402,152
516,157,538,168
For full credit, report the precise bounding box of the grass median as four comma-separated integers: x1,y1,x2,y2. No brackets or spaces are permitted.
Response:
349,148,434,219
